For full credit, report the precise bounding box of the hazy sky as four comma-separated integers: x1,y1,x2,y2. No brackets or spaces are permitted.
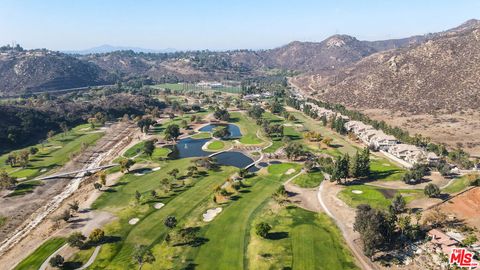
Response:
1,0,479,51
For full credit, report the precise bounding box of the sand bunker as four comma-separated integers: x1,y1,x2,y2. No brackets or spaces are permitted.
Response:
154,203,165,209
285,168,296,175
203,207,222,222
129,218,140,225
152,167,161,171
283,123,293,127
352,190,363,194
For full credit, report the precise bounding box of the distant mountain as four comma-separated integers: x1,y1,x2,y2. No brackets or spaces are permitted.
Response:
0,49,115,95
302,19,480,113
64,44,176,55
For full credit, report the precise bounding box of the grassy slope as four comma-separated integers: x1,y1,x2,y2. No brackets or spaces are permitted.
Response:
230,112,263,145
292,171,324,188
190,163,301,270
338,185,423,210
14,237,66,270
246,204,358,270
90,158,237,269
207,140,225,151
0,124,104,180
369,157,405,182
442,174,474,194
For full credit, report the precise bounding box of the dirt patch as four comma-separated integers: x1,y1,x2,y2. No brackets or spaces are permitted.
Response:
285,168,296,175
440,187,480,229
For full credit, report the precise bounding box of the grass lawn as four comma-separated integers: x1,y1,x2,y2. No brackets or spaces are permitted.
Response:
191,132,211,139
90,158,238,269
292,171,324,188
267,163,300,175
151,147,171,159
230,112,263,145
123,141,145,158
189,163,301,270
66,247,96,268
0,125,104,180
338,185,423,210
288,110,359,156
442,174,475,194
8,180,44,197
246,204,358,270
369,156,406,182
14,237,65,270
207,140,225,151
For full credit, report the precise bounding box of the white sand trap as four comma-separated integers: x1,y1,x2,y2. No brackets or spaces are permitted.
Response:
154,203,165,209
294,124,303,127
17,177,27,181
134,172,145,176
283,123,293,127
352,190,363,194
203,207,222,222
129,218,140,225
40,168,47,172
285,168,296,175
152,167,161,171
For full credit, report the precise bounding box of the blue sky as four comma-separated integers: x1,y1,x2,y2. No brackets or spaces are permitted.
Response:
1,0,479,51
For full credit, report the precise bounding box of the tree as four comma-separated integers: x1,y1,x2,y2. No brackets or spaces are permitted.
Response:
67,232,86,248
424,183,441,198
168,168,180,179
164,124,181,141
238,168,248,178
304,160,317,172
132,245,155,270
49,255,64,268
180,119,188,129
93,182,102,190
60,122,69,136
160,178,171,193
98,171,107,186
150,190,157,199
68,200,80,212
0,169,17,190
213,126,230,138
284,142,304,160
164,216,177,229
332,154,349,184
29,147,39,155
143,140,155,157
247,105,264,119
272,186,288,205
255,222,272,238
88,228,105,244
390,194,406,214
135,190,142,203
187,166,198,177
120,159,135,173
59,209,71,222
322,137,332,146
18,150,30,168
423,207,447,228
213,108,230,121
353,204,393,258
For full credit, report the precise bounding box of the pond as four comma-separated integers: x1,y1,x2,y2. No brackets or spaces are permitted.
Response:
166,137,255,169
199,124,242,138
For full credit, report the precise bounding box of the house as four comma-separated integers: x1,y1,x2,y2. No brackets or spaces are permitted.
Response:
360,129,382,145
371,133,398,151
428,229,459,255
427,152,440,166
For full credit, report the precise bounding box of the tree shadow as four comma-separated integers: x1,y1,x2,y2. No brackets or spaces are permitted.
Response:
267,232,289,240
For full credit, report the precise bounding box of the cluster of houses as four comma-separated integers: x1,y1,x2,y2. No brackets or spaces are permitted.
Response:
243,92,273,101
196,81,224,89
300,101,440,168
427,229,480,258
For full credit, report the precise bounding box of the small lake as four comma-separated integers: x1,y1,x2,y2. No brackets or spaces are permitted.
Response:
199,124,242,138
166,137,255,169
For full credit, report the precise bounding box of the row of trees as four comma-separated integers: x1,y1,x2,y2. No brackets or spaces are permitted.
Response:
330,148,371,183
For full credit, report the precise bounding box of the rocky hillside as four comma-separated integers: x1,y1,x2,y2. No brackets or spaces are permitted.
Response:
0,48,114,95
258,34,425,72
305,20,480,114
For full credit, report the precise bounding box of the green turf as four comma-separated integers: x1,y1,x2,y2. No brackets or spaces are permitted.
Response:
442,174,474,194
338,185,422,210
207,140,225,151
0,125,104,180
154,83,242,94
123,141,145,158
230,112,264,145
14,237,66,270
89,158,237,269
369,157,406,181
292,171,324,188
267,163,299,175
191,132,212,139
151,147,171,159
189,163,301,269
